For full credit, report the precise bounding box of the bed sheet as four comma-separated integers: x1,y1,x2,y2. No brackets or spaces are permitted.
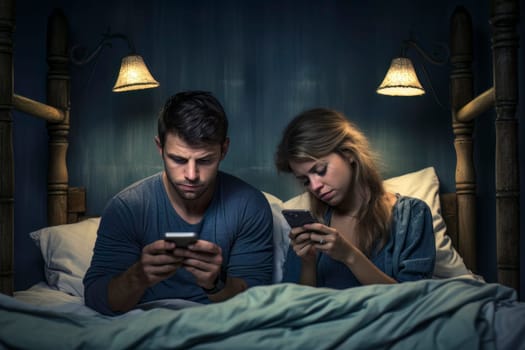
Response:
13,282,98,316
1,278,517,350
13,282,203,315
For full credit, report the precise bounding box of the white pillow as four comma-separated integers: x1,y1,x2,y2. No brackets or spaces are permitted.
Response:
30,217,100,297
384,167,481,279
262,192,291,283
282,167,480,280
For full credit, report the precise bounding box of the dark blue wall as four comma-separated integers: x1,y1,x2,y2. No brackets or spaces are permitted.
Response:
12,0,524,298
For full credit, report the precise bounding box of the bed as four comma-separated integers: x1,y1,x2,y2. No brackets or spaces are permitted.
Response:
0,1,522,349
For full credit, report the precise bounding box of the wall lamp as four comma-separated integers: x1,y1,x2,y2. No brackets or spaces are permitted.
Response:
71,29,160,92
376,39,448,108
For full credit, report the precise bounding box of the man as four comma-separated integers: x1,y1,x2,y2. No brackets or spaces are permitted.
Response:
84,91,274,315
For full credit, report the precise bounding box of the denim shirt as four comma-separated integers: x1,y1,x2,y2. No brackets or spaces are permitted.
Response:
316,195,435,289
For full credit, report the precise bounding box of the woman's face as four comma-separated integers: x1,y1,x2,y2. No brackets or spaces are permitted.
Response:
289,152,353,207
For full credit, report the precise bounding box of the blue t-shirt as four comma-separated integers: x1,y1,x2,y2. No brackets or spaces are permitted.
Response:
284,195,435,288
84,171,274,315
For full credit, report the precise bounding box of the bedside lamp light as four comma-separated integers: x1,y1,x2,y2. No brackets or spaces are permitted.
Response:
376,39,449,108
376,57,425,96
112,54,159,92
71,30,159,93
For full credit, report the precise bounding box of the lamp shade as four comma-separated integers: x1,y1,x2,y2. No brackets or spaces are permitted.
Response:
376,57,425,96
112,54,160,92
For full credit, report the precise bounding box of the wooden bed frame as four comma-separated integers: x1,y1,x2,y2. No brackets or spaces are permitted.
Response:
0,0,520,297
0,2,86,296
448,2,520,294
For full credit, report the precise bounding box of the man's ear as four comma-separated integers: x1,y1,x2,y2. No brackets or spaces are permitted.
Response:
155,136,163,155
220,137,230,160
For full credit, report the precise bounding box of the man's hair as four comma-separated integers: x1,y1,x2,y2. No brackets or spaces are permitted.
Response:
157,91,228,147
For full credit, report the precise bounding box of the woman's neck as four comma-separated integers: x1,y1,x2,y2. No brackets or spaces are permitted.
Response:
334,185,368,218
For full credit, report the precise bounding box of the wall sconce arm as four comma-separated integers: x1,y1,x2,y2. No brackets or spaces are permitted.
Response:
402,40,449,66
70,29,136,66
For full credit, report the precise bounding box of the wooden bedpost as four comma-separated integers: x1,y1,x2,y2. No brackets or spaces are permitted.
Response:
491,0,520,296
46,9,70,226
0,0,15,296
450,6,477,273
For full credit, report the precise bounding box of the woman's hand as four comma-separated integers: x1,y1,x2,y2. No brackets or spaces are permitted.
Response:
288,226,318,262
300,223,357,264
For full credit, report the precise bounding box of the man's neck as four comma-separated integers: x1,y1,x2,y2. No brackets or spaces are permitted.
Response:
162,172,216,225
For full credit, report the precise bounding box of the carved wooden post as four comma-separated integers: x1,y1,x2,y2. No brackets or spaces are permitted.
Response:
46,9,69,226
450,6,477,272
0,0,15,296
491,0,520,296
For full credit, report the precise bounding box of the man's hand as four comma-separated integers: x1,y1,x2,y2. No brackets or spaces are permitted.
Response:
138,240,185,287
177,240,249,302
176,240,223,289
108,239,184,312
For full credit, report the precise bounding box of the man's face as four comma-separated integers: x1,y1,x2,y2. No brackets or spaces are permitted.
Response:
157,132,228,201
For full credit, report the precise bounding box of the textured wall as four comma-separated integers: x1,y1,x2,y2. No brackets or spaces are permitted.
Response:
12,0,523,295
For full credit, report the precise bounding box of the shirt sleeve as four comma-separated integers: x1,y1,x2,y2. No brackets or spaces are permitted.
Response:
225,190,274,287
83,196,140,315
386,197,436,282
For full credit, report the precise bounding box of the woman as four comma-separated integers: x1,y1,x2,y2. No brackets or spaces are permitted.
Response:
275,108,435,288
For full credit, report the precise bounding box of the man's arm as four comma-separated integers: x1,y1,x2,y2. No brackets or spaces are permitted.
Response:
204,276,247,302
179,240,243,301
107,262,150,312
107,240,183,313
177,187,274,302
230,194,275,287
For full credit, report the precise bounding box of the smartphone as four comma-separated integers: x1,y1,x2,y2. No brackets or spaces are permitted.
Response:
281,209,318,228
164,232,199,248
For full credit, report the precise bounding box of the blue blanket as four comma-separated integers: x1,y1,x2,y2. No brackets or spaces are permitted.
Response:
0,279,517,349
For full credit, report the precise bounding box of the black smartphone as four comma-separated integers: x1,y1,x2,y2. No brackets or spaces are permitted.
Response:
164,232,199,248
281,209,318,228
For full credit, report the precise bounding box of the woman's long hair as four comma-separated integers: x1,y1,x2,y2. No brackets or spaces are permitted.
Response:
275,108,391,256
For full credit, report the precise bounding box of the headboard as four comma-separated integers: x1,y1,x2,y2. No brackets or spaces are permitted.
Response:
0,2,85,296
